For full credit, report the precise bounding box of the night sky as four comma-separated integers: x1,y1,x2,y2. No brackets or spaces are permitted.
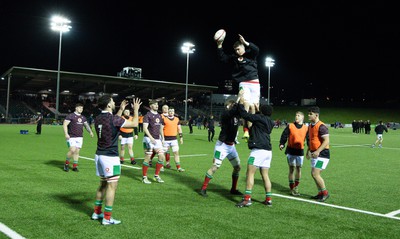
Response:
1,2,399,105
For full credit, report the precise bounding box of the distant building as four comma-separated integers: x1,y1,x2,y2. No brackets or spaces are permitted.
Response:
117,67,142,78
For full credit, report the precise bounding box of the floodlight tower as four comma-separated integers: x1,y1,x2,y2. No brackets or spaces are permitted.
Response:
265,57,275,105
51,15,71,119
181,42,195,121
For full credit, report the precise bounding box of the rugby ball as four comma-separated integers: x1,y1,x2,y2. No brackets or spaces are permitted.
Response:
214,29,226,42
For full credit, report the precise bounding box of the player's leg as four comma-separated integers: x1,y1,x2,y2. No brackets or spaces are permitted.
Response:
200,143,228,197
119,143,126,164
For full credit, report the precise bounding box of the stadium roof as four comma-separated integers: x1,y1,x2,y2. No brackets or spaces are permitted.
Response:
0,66,218,100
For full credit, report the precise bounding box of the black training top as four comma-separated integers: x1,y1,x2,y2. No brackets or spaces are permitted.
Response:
218,104,241,143
238,104,274,150
217,42,259,83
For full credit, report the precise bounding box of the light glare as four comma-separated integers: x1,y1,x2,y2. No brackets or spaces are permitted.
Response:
51,15,71,32
265,57,275,67
181,42,195,54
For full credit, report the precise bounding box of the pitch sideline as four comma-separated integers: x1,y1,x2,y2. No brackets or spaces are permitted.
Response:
0,222,26,239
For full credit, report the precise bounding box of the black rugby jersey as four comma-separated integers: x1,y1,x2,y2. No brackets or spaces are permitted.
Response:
95,112,126,156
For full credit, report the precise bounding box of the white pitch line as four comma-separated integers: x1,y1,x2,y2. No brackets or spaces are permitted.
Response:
332,144,371,148
0,222,26,239
274,193,400,221
332,144,400,150
179,154,208,158
79,156,142,170
80,156,94,161
386,209,400,217
79,154,208,170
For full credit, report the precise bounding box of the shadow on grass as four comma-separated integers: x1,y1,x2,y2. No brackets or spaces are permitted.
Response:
268,178,315,199
194,138,209,142
120,158,144,183
163,165,243,203
53,192,94,220
44,160,66,172
121,156,243,203
134,157,310,203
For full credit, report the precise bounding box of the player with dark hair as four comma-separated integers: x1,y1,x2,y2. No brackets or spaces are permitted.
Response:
149,104,169,168
235,96,275,207
141,100,165,184
162,107,185,171
216,33,260,142
200,99,243,197
91,96,141,225
306,106,330,202
63,102,94,172
371,121,388,148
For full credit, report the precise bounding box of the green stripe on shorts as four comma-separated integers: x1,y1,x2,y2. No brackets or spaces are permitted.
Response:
315,160,323,169
214,150,221,159
248,156,255,165
113,165,121,175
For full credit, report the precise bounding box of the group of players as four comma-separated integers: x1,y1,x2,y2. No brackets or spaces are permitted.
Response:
212,32,331,207
62,96,188,225
60,33,331,225
198,98,331,208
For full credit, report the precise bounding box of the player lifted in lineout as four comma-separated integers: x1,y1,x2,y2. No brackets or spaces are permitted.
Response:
215,30,261,142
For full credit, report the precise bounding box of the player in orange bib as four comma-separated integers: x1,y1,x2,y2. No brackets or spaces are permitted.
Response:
118,109,139,165
306,106,330,202
162,107,185,172
279,111,308,196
